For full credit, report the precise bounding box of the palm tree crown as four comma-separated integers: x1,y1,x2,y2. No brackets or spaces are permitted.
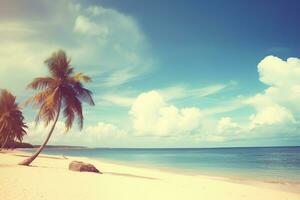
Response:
0,90,27,149
26,50,95,130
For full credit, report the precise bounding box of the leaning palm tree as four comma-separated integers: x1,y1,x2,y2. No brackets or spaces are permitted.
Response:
0,90,27,151
19,50,94,165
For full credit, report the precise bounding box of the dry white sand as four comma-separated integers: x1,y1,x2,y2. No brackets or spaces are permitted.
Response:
0,150,299,200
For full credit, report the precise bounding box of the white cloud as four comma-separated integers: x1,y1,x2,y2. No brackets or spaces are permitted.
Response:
70,4,151,87
84,122,126,142
258,55,300,87
244,56,300,132
25,121,127,147
254,56,300,109
74,15,109,37
217,117,240,133
196,135,225,142
249,104,296,132
99,93,135,107
129,91,202,136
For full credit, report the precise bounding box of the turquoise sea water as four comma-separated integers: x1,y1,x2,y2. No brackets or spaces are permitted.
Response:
24,146,300,182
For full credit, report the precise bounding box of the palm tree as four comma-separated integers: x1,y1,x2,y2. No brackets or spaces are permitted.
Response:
19,50,94,165
0,90,27,151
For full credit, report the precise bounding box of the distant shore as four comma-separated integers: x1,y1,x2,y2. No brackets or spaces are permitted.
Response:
31,145,88,149
1,150,300,200
0,140,89,149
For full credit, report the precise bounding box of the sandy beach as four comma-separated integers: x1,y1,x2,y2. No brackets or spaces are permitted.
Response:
0,151,299,200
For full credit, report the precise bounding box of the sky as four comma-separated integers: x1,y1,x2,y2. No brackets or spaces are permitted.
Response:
0,0,300,147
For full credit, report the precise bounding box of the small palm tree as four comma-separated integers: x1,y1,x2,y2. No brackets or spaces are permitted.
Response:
0,90,27,151
19,50,94,165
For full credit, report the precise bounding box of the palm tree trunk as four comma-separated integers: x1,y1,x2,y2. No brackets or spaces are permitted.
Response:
18,105,61,166
0,135,9,151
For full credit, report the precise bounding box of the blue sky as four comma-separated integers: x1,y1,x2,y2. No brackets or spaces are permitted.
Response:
0,0,300,147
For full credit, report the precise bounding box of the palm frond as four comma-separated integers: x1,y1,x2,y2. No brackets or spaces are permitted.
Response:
74,83,95,106
27,77,55,90
62,88,83,130
35,88,61,126
23,88,55,107
63,105,75,131
0,89,27,144
71,72,91,83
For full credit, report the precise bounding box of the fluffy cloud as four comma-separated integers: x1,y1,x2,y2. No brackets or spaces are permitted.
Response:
130,91,202,136
217,117,240,133
244,56,300,132
85,122,126,140
254,56,300,110
25,121,126,147
258,56,300,87
74,15,109,37
248,100,295,128
70,4,151,87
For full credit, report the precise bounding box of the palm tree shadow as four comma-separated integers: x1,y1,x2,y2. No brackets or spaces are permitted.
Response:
104,171,158,180
14,153,68,160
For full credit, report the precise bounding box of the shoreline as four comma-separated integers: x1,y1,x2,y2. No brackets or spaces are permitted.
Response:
14,150,300,193
70,158,300,194
73,155,300,185
1,150,300,200
21,148,300,187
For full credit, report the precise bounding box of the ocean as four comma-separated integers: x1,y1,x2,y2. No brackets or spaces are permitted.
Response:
24,146,300,182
